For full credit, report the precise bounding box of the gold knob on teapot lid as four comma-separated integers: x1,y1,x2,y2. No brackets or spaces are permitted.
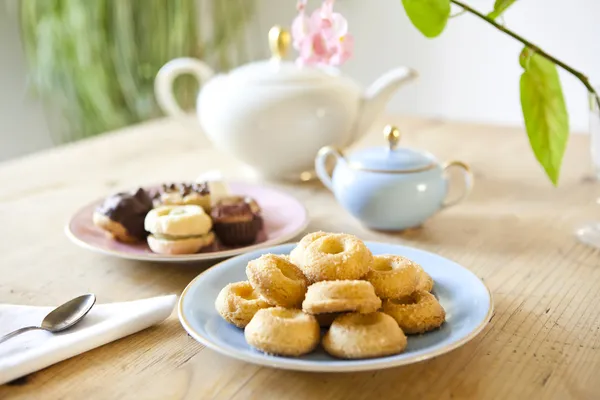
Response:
384,125,401,150
269,26,291,60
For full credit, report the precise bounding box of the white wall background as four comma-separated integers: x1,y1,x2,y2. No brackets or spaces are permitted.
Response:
1,0,599,161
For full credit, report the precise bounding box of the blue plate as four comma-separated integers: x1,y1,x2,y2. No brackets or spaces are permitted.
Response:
178,242,493,372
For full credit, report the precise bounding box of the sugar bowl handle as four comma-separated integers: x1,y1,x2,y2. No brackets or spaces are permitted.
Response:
442,161,473,208
315,146,344,192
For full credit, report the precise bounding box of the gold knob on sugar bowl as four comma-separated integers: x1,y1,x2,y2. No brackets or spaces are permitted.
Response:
384,125,401,150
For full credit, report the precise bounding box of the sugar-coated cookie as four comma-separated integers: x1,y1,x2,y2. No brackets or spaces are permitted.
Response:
244,307,320,357
382,291,446,334
246,254,307,308
302,280,381,315
215,281,271,328
322,312,407,359
365,255,419,299
294,233,372,282
415,265,434,292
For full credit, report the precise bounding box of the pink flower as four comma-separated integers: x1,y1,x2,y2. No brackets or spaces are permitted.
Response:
291,6,310,49
291,0,354,67
330,34,354,66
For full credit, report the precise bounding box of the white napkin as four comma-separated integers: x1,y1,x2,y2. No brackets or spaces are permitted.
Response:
0,295,177,385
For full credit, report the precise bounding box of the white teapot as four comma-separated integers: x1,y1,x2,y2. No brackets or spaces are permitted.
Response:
155,26,418,181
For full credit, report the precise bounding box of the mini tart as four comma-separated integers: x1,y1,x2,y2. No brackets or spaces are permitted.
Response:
244,307,320,357
302,280,381,315
93,188,153,243
152,182,211,213
322,312,407,359
211,196,262,246
382,290,446,334
246,254,307,308
215,281,271,328
365,255,419,299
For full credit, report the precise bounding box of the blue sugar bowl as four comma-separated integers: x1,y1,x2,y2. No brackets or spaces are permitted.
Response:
315,125,473,231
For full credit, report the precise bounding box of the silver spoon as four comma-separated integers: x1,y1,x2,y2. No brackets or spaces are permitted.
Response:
0,294,96,344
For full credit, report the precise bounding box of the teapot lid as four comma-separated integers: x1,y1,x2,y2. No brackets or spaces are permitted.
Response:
347,126,437,172
226,26,341,85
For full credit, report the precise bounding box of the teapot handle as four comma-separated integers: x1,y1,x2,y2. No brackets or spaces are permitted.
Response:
154,58,215,118
315,146,343,192
442,161,474,208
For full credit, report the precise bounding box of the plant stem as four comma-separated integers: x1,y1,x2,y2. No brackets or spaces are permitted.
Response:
450,0,600,111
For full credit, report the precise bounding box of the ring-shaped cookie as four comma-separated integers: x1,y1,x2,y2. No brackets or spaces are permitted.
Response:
365,255,419,299
415,265,434,292
382,290,446,334
215,281,271,328
322,312,407,359
302,280,381,314
244,307,320,357
246,254,307,308
289,231,329,267
300,233,372,282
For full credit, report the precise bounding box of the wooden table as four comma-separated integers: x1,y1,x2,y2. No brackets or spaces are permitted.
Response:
1,115,599,400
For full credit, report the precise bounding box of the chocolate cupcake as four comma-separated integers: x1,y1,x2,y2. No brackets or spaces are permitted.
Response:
211,196,263,246
93,188,153,243
152,182,211,213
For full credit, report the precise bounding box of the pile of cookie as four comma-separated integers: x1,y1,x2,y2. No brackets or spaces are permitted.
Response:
215,231,446,359
92,181,263,254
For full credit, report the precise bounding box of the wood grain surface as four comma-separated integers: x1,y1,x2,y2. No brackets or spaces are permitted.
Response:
0,115,599,400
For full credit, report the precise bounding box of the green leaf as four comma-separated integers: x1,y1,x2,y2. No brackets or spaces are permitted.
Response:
519,47,569,186
401,0,451,38
488,0,517,20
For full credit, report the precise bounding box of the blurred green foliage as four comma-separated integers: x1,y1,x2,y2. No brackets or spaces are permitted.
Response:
20,0,255,143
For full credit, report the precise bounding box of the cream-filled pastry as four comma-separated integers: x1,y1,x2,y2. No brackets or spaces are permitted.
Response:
152,182,211,213
144,205,214,254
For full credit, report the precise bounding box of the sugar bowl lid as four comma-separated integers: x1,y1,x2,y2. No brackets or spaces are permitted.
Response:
346,125,437,172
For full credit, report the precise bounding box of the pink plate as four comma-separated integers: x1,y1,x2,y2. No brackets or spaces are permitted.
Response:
65,182,309,263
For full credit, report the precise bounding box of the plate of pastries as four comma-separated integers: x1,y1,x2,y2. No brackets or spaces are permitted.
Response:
178,231,494,372
66,180,308,262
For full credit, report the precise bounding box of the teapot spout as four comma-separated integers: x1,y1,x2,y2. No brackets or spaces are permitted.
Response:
353,67,418,141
